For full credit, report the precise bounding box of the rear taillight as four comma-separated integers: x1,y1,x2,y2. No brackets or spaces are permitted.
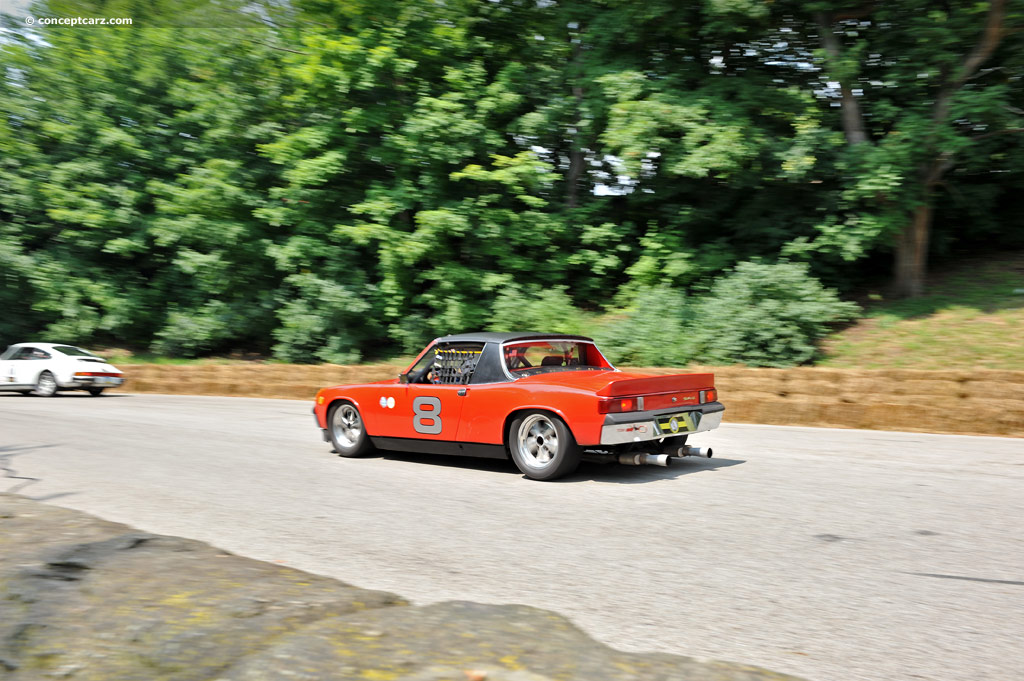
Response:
74,372,119,377
700,388,718,403
598,397,644,414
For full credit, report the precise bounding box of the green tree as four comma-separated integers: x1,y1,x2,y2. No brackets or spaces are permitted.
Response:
0,1,292,353
3,0,1021,362
788,0,1024,297
261,0,585,355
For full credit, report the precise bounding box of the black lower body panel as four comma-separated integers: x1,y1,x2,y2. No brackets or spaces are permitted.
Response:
369,436,508,460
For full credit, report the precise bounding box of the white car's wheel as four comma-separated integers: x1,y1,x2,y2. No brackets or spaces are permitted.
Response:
33,371,58,397
88,387,105,396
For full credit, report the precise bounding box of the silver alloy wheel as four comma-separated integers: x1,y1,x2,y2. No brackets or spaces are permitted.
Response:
516,413,559,469
331,404,363,448
35,371,57,397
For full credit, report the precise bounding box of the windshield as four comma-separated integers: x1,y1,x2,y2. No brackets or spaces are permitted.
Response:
503,340,612,376
52,345,98,357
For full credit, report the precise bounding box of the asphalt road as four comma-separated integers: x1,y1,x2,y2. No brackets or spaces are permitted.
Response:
2,393,1022,681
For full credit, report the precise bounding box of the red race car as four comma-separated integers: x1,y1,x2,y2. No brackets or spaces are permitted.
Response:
313,333,724,480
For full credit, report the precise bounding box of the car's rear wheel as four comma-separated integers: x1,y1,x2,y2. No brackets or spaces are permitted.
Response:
508,411,581,481
87,387,105,396
33,371,58,397
328,401,374,458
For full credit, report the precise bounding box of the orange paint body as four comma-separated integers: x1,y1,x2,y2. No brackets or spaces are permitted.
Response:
313,334,717,451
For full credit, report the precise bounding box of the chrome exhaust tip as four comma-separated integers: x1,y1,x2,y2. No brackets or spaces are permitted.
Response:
675,446,713,458
617,453,672,467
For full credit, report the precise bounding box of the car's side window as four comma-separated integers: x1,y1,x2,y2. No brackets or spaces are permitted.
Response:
429,343,484,385
405,345,437,384
406,342,486,385
12,347,38,360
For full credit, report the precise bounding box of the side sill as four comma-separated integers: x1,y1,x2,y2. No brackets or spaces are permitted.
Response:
369,436,508,460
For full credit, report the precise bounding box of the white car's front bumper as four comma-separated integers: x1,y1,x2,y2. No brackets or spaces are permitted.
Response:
66,376,125,388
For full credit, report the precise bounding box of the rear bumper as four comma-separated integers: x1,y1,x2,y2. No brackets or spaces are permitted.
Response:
599,402,724,445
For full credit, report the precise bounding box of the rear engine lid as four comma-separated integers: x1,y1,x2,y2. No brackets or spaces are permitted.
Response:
73,357,120,374
596,372,714,398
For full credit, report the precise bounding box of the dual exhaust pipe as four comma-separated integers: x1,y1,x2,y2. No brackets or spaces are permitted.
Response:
586,445,714,468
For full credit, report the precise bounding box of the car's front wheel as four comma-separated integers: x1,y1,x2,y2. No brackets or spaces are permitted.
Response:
508,411,581,481
327,401,374,458
33,371,58,397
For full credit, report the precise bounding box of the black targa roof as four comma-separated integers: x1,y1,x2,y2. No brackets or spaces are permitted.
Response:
434,332,594,344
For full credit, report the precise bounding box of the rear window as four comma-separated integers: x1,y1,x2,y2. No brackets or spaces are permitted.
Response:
52,345,97,357
503,340,611,376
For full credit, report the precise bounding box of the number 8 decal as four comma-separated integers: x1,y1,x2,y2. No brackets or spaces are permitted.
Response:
412,396,442,434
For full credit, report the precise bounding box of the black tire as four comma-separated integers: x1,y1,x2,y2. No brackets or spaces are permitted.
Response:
507,410,581,481
87,387,105,396
32,371,58,397
327,401,374,458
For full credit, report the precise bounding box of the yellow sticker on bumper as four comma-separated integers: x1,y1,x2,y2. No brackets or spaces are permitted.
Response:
657,412,701,433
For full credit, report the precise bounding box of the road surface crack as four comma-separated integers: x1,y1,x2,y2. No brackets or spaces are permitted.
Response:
0,445,45,494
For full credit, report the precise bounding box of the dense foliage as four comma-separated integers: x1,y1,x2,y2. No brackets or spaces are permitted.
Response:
1,0,1021,365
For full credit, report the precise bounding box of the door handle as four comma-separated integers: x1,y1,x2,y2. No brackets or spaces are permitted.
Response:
457,388,467,396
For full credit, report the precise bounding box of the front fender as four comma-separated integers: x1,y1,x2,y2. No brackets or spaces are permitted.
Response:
315,390,365,430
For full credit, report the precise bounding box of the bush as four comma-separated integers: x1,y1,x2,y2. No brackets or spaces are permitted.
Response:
592,286,694,367
486,285,593,336
271,274,381,364
152,301,237,358
689,260,859,367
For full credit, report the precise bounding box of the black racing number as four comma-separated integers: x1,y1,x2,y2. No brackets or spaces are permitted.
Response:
412,396,442,434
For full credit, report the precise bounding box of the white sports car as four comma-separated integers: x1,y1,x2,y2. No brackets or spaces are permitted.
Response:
0,343,125,396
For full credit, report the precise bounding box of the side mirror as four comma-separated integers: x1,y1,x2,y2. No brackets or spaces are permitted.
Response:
399,373,409,384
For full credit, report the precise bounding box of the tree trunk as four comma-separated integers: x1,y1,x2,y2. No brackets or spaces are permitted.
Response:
890,0,1006,298
565,33,585,211
893,201,932,298
815,12,869,146
565,83,585,210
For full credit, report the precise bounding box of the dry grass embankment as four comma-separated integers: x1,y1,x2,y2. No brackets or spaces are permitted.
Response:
109,364,1024,438
110,363,403,400
821,252,1024,370
639,366,1024,438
